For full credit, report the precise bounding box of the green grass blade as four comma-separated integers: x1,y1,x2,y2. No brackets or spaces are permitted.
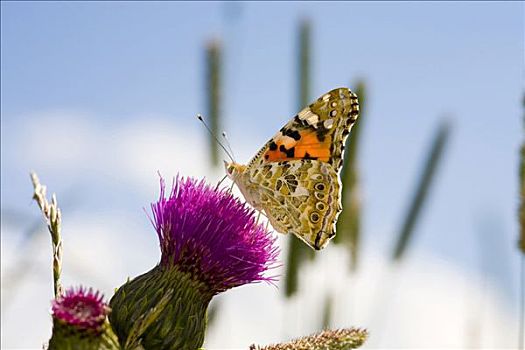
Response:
322,293,333,329
285,18,314,297
298,18,310,115
334,80,366,271
519,92,525,254
392,120,451,261
518,93,524,350
205,40,222,167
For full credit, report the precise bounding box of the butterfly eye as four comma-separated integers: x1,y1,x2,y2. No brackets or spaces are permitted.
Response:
228,165,237,175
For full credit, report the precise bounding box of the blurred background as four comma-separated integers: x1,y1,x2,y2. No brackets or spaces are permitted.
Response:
1,2,524,349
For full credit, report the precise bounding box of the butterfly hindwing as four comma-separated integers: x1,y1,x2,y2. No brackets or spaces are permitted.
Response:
246,159,341,250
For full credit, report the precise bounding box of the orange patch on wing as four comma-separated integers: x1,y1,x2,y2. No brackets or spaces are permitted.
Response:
263,130,332,162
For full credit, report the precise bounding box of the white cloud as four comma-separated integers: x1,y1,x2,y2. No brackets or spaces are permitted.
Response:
113,117,212,192
10,111,216,193
205,247,518,349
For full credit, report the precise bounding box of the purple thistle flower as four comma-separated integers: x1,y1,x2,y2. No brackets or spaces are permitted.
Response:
52,286,108,332
150,176,279,294
49,286,119,350
109,176,279,349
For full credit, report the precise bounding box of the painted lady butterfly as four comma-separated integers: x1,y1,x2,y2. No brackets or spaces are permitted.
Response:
225,87,359,250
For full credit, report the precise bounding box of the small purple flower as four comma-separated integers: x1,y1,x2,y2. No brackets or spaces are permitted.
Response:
49,286,119,350
151,176,279,294
52,286,108,332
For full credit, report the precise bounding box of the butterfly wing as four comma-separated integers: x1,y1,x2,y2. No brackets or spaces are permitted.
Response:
245,159,341,250
247,87,359,172
240,87,359,249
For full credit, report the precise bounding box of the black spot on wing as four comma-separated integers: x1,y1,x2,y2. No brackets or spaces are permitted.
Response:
304,152,318,160
279,144,295,158
284,129,301,141
314,231,323,250
269,141,278,151
316,124,330,142
293,114,309,127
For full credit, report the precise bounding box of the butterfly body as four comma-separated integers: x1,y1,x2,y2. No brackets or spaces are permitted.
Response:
226,87,359,250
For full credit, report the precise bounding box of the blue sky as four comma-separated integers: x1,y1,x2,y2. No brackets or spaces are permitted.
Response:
1,1,524,347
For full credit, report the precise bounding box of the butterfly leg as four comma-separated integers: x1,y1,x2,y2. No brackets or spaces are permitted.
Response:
257,209,269,220
215,174,228,190
254,209,273,227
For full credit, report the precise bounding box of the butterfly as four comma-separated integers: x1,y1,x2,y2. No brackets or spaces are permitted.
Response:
225,87,359,250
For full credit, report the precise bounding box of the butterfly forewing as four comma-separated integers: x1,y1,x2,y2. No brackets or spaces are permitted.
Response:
248,87,359,171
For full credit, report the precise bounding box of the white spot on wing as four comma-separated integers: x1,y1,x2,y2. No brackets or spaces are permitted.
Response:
274,135,296,148
292,186,309,197
324,119,334,129
298,108,320,128
306,114,319,126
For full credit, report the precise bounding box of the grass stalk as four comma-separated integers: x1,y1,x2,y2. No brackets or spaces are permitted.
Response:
392,120,451,261
30,172,63,297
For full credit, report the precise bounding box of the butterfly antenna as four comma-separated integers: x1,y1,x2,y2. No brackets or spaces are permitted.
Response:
197,114,235,163
221,131,237,162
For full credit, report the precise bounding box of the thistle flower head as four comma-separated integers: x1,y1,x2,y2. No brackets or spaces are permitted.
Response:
52,286,108,332
49,286,119,350
109,176,279,349
151,176,279,294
